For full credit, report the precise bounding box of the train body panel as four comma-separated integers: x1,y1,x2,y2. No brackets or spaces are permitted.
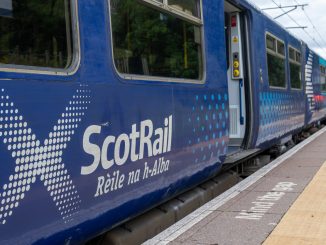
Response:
0,0,229,244
0,0,325,244
245,8,306,148
304,48,326,124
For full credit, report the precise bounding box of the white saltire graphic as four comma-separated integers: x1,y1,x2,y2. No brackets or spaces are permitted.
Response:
0,85,91,224
305,51,315,111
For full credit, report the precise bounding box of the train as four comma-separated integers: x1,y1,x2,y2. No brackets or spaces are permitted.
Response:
0,0,325,244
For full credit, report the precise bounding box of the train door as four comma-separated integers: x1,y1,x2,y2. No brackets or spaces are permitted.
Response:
225,2,247,154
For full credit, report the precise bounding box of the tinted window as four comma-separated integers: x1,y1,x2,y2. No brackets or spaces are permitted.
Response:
277,41,285,56
0,0,73,69
289,48,295,60
289,47,302,89
296,52,301,63
290,63,301,89
266,35,276,51
267,53,286,88
110,0,203,80
168,0,201,17
321,75,326,91
321,66,326,91
266,34,286,88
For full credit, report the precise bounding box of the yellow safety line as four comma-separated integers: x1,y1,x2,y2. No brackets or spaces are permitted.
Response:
264,162,326,245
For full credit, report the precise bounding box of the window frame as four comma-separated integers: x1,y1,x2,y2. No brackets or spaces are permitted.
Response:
142,0,202,25
108,0,206,84
0,0,80,76
320,65,326,92
288,45,302,91
265,32,287,90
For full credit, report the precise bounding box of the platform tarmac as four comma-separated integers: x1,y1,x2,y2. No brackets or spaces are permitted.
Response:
145,127,326,245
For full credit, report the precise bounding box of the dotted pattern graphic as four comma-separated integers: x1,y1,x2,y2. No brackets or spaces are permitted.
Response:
256,92,305,146
0,85,91,225
187,93,229,163
305,51,315,111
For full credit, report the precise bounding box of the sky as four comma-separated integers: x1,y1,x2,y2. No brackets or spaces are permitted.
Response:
248,0,326,58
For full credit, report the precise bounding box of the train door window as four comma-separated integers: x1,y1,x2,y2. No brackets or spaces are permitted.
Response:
110,0,203,81
321,66,326,91
266,33,286,88
289,46,302,89
0,0,73,69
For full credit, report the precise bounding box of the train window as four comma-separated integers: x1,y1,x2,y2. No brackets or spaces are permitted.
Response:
321,66,326,75
289,47,302,89
266,35,276,52
110,0,203,81
277,41,285,56
266,34,286,88
168,0,201,18
321,66,326,91
289,48,295,60
0,0,73,69
296,52,301,63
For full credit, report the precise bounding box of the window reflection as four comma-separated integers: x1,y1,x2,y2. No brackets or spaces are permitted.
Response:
289,47,302,89
111,0,203,80
0,0,72,69
168,0,200,17
267,53,286,88
266,34,286,88
290,63,301,89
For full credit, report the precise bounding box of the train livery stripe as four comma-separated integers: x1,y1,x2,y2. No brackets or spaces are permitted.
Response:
305,51,315,111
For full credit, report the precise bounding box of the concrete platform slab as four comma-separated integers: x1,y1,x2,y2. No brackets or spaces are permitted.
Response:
247,176,311,193
145,127,326,245
264,162,326,245
277,155,325,167
221,191,299,214
172,212,283,245
266,164,321,179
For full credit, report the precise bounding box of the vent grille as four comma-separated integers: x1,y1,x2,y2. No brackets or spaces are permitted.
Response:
230,107,239,137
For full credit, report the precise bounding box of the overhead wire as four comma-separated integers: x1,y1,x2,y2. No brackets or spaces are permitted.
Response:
293,0,326,49
268,0,326,55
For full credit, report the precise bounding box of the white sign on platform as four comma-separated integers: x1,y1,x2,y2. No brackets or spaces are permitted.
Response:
235,182,297,220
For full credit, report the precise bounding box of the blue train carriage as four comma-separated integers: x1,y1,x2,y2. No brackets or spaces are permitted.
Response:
245,5,306,149
0,0,324,244
223,0,307,152
0,0,231,244
304,48,326,124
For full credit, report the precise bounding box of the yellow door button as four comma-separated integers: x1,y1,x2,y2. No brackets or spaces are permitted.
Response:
233,61,239,68
233,70,240,77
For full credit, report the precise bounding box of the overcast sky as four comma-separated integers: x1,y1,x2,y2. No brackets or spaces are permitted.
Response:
248,0,326,58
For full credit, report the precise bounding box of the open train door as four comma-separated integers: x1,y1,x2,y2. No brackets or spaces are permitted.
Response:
224,2,248,155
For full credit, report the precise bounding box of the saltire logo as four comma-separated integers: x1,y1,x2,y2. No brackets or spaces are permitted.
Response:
305,51,315,111
0,85,91,224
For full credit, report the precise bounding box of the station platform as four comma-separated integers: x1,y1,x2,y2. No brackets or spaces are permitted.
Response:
145,127,326,245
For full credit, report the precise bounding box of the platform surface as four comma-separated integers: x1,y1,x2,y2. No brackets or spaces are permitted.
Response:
145,127,326,245
264,160,326,245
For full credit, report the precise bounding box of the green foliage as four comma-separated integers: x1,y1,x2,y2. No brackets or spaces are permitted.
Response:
290,63,301,89
111,0,202,79
267,53,286,88
0,0,71,68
